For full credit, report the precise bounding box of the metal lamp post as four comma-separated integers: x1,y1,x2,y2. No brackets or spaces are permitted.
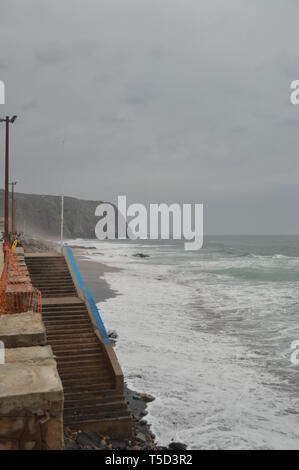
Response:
0,115,17,244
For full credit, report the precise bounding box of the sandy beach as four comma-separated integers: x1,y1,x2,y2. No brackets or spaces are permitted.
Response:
74,249,119,303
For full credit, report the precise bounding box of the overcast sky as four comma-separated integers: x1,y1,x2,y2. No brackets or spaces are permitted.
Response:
0,0,299,234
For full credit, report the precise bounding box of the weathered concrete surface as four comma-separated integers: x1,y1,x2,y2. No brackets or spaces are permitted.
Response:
25,252,61,257
5,345,53,363
42,296,82,305
0,346,64,450
0,359,63,415
0,312,46,348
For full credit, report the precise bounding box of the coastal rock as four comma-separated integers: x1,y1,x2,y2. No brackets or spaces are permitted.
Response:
132,392,155,403
132,412,142,421
0,190,123,240
285,408,299,415
111,439,127,450
168,442,187,450
76,431,103,449
70,245,97,250
139,393,155,403
64,440,79,450
108,330,118,340
127,374,142,380
132,394,140,400
136,432,147,443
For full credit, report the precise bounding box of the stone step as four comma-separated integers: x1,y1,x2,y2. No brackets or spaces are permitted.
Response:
43,315,90,326
56,355,106,367
63,381,115,393
52,345,103,355
49,336,99,345
51,343,100,353
58,364,110,376
61,373,113,387
41,293,77,298
64,394,124,408
64,401,127,417
46,327,93,335
65,411,131,426
34,284,75,289
44,319,91,326
42,305,86,311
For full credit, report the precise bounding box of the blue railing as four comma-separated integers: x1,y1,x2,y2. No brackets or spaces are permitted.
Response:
65,246,110,345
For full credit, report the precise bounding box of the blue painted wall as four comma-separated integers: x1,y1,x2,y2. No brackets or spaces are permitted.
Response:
65,246,110,345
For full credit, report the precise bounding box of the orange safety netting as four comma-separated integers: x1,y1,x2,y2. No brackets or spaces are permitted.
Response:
0,242,42,315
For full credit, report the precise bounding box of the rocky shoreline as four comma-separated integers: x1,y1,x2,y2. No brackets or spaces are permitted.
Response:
64,329,186,451
64,328,187,451
64,387,186,451
64,388,159,450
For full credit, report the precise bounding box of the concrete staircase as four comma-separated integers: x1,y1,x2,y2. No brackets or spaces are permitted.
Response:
25,255,77,298
25,253,132,438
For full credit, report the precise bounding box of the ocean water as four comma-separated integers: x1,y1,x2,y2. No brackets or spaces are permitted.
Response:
70,236,299,449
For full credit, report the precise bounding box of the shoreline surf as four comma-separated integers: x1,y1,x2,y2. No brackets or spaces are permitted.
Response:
68,237,299,450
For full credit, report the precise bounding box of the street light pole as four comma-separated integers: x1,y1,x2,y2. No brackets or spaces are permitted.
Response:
4,117,9,244
0,115,17,244
10,181,17,237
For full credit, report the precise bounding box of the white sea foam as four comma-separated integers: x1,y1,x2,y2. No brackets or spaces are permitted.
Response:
70,239,299,449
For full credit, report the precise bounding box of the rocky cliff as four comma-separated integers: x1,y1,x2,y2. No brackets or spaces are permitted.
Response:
0,189,108,239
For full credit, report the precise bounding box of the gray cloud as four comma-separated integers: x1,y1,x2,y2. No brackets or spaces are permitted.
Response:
0,0,299,234
35,48,67,66
0,59,9,71
21,99,40,112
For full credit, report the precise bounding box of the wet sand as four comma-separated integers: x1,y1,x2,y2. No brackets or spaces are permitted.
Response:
73,249,120,303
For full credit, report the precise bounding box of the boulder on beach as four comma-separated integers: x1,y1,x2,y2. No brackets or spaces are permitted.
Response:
133,392,155,403
168,442,187,450
133,253,150,258
108,330,118,340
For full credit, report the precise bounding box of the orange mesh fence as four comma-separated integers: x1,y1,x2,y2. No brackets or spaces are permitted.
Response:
0,243,42,315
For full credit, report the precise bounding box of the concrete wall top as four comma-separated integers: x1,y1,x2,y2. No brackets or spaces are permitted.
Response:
0,349,63,415
0,312,46,348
